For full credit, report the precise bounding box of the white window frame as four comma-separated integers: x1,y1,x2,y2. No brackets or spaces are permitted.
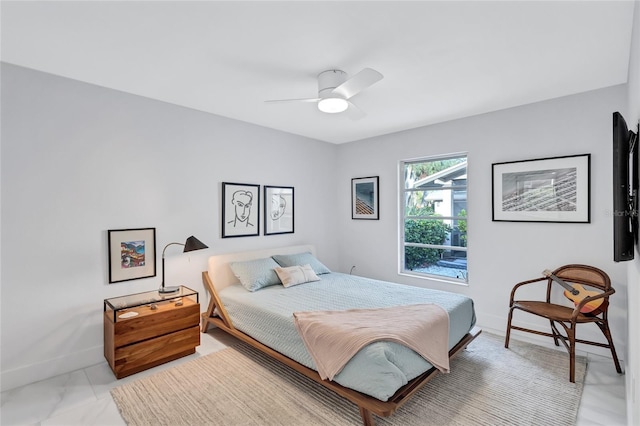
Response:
399,152,468,284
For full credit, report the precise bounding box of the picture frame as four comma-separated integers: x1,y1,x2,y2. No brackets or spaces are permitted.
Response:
264,185,294,235
492,154,591,223
352,176,379,220
108,227,156,283
222,182,260,238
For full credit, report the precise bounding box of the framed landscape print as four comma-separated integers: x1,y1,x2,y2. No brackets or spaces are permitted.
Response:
352,176,379,220
264,185,294,235
222,182,260,238
492,154,591,223
108,227,156,283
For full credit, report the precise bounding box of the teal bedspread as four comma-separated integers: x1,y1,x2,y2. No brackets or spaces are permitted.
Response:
218,272,476,401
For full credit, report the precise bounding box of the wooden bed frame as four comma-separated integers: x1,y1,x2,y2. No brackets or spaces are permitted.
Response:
200,245,481,426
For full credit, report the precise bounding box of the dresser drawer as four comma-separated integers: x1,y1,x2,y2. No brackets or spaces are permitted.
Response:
112,324,200,378
112,301,200,347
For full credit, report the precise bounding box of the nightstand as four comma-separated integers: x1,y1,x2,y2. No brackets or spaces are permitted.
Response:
103,286,200,379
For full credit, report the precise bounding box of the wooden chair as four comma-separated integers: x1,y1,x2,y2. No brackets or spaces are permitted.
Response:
505,264,622,382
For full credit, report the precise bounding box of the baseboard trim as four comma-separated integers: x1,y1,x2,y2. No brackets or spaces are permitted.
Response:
1,345,104,392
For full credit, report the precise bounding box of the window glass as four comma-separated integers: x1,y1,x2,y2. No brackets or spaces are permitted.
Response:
400,154,468,282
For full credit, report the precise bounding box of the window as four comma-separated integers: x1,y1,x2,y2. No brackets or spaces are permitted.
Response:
400,153,468,282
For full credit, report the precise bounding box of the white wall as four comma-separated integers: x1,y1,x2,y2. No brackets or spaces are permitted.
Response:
335,85,629,359
626,2,640,425
0,63,340,391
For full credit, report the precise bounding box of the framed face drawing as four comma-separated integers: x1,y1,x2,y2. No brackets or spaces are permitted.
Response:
264,186,294,235
222,182,260,238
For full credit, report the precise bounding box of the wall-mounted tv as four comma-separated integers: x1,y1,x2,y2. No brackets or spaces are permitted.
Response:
612,111,638,262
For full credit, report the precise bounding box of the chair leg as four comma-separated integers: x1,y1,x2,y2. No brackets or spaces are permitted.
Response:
597,322,623,374
505,307,514,348
568,328,576,383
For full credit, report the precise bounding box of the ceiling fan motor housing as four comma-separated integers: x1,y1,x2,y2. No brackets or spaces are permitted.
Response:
318,70,347,99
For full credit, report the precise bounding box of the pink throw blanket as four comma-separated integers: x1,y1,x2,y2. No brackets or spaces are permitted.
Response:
292,303,450,381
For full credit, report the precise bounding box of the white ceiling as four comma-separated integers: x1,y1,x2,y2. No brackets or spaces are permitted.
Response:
1,1,636,144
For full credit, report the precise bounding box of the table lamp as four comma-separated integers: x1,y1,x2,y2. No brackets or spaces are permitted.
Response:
160,235,208,294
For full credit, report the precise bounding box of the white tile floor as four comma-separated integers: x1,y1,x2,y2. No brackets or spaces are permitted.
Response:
0,329,626,426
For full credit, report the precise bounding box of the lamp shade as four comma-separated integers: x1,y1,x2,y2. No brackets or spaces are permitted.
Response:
183,236,208,252
159,235,209,294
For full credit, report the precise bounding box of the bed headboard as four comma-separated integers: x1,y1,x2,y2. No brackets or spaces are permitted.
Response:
207,244,316,292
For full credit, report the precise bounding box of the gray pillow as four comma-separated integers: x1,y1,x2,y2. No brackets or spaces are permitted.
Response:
229,257,281,292
272,252,331,275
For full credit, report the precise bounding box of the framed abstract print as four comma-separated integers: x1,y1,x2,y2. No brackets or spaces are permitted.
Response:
108,227,156,283
492,154,590,223
352,176,379,220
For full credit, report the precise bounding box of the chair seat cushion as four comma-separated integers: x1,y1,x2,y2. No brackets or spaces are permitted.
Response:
512,301,596,322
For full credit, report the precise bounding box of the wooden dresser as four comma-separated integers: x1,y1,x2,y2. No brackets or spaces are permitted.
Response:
104,286,200,379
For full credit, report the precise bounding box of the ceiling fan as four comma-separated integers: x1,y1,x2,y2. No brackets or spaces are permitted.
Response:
265,68,383,120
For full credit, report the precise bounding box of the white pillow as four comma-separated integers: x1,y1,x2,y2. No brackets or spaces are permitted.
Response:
274,264,320,288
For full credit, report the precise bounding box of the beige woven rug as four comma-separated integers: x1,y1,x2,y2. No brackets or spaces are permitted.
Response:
111,332,587,425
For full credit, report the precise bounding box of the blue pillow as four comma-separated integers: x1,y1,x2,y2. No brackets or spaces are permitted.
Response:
229,257,281,292
272,252,331,275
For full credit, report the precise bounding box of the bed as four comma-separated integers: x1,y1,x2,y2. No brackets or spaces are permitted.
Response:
200,245,480,425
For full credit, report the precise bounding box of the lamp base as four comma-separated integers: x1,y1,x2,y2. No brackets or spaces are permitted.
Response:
159,285,180,294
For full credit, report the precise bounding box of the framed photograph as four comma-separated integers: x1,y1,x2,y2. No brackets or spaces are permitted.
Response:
352,176,379,220
264,186,294,235
108,227,156,283
492,154,591,223
222,182,260,238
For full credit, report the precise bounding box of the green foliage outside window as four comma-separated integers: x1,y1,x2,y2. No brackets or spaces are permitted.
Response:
404,219,451,270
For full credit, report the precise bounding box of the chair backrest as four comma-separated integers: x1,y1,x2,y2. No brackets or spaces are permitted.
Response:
552,264,612,291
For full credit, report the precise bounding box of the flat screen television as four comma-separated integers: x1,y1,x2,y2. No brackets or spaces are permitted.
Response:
612,111,638,262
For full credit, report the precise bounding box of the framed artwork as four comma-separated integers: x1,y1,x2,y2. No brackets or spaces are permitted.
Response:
264,186,294,235
352,176,379,220
492,153,591,223
222,182,260,238
108,227,156,283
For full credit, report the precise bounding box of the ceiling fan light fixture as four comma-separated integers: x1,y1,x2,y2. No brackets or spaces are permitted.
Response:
318,97,348,114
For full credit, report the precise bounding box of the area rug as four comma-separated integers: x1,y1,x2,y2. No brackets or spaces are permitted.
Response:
111,332,587,425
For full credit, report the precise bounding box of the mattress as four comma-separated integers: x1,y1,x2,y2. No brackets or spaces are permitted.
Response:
218,272,476,401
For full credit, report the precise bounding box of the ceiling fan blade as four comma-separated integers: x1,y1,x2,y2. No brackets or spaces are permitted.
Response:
332,68,383,99
346,101,366,121
265,97,320,103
